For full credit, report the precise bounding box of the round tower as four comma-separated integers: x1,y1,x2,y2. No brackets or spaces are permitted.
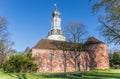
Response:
85,37,109,70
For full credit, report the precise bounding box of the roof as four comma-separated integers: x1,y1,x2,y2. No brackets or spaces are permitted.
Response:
33,39,66,50
33,37,104,50
85,37,104,45
33,39,82,50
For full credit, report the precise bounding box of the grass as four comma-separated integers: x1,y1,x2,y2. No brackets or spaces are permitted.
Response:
0,69,120,79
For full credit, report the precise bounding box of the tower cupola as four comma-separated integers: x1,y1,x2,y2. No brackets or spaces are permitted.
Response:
47,4,66,41
52,10,60,17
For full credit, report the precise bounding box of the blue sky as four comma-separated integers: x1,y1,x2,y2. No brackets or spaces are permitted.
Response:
0,0,108,52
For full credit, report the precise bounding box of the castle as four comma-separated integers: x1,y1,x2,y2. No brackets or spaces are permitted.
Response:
32,4,109,72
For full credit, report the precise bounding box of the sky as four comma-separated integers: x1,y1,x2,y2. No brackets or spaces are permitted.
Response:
0,0,112,52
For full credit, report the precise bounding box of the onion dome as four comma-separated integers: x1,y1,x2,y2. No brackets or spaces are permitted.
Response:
52,10,60,17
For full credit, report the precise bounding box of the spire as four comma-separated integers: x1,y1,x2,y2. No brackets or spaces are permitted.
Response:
54,3,57,10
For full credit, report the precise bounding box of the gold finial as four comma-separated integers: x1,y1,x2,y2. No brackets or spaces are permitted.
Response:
54,3,57,10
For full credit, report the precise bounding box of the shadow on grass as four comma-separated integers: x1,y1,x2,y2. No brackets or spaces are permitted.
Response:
39,72,120,79
84,72,120,79
8,73,18,78
8,73,27,79
40,72,83,79
6,70,120,79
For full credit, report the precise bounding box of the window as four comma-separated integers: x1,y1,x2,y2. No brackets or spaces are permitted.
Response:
64,63,67,68
78,56,80,60
72,55,75,60
66,54,70,60
46,62,49,68
92,54,96,58
57,45,61,49
84,55,88,59
78,62,80,70
61,54,64,59
48,53,52,60
39,62,42,68
55,53,59,59
59,63,62,68
92,62,97,68
36,53,40,59
93,45,97,50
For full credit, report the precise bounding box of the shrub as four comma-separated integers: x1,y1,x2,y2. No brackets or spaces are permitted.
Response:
3,53,38,73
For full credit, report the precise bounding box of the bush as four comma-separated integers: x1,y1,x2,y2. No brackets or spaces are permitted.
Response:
3,53,38,73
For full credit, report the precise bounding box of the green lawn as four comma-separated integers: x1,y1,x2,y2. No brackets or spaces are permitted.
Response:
0,69,120,79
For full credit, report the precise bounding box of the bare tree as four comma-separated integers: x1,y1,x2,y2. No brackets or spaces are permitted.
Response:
65,22,87,71
91,0,120,44
0,16,14,68
0,16,8,41
65,22,87,43
58,42,68,72
69,43,85,71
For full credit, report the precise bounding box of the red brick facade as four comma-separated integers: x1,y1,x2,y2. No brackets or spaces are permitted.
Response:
32,37,109,72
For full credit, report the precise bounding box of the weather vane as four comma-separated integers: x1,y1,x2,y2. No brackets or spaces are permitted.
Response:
54,3,57,10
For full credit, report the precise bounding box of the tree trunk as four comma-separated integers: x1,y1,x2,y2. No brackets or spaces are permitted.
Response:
63,51,66,72
75,59,78,71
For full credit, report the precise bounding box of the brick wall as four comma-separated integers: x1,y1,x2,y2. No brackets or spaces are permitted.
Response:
32,44,109,72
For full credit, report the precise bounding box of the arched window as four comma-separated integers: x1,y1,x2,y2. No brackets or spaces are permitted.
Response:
39,62,42,68
78,55,80,60
84,55,88,59
64,63,67,68
46,62,49,68
66,54,70,60
36,53,40,59
92,53,96,58
72,55,75,60
48,53,52,60
61,54,64,59
59,63,62,68
93,62,97,68
55,53,59,59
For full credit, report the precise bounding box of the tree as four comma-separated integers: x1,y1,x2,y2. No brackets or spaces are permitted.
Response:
3,53,38,73
91,0,120,44
0,16,15,68
112,52,120,66
65,22,87,71
108,52,114,67
109,51,120,68
0,16,8,41
0,17,7,67
65,22,87,43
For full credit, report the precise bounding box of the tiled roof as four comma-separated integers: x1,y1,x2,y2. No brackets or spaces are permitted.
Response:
85,37,104,45
33,37,104,49
33,39,69,50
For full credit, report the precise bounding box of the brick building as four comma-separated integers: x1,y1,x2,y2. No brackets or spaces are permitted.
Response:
32,4,109,72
